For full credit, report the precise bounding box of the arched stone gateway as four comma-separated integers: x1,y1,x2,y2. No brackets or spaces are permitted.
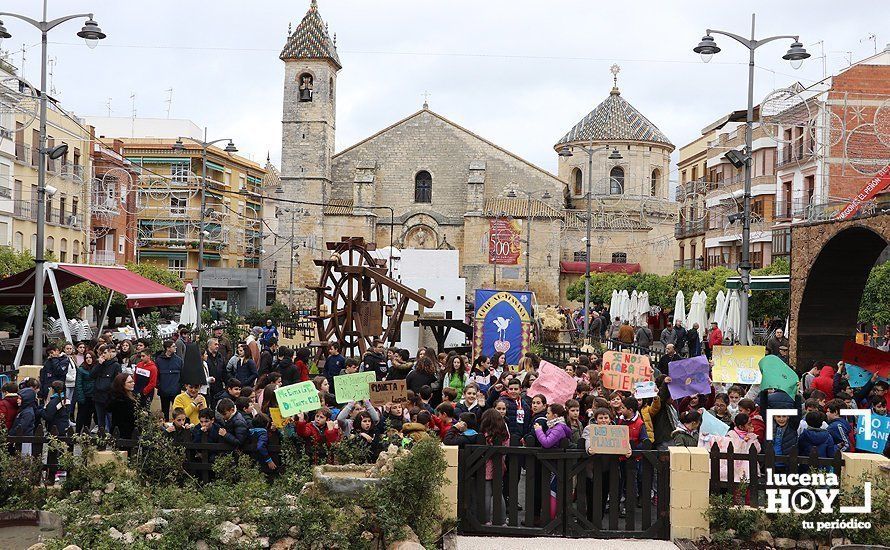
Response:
790,212,890,370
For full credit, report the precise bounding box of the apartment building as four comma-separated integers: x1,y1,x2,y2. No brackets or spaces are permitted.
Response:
90,137,139,265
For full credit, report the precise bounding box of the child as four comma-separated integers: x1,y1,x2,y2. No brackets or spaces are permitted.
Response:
479,408,509,525
247,412,277,474
236,396,255,420
191,408,222,465
164,407,192,444
215,379,243,412
709,393,733,426
670,410,701,447
618,396,650,450
443,412,482,447
737,398,766,443
217,398,250,449
727,386,743,417
441,387,458,405
337,399,379,436
343,357,360,375
798,411,837,463
825,400,852,452
565,399,583,446
871,394,888,417
0,382,20,431
382,402,406,432
796,399,827,435
296,407,341,463
722,413,760,483
534,403,572,519
525,394,548,445
454,383,484,421
349,411,382,461
432,402,455,441
40,381,69,435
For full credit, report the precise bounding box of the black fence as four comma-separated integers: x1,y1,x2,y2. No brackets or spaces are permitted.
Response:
457,446,670,539
280,318,315,341
5,425,286,484
540,343,581,367
604,339,665,364
708,442,844,507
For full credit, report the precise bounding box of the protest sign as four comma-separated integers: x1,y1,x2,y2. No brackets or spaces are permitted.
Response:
667,355,711,399
528,360,576,405
855,414,890,454
846,363,889,388
333,371,376,403
759,355,798,397
843,341,890,378
711,345,764,384
633,380,658,399
699,409,730,437
275,381,321,418
601,351,654,391
586,424,631,455
369,380,408,406
269,407,285,429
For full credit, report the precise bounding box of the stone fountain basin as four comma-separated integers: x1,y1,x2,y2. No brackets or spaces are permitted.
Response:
312,465,382,496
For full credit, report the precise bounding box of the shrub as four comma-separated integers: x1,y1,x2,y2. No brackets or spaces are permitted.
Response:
705,490,764,540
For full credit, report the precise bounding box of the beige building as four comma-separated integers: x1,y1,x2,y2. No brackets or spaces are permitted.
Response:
674,132,711,269
274,1,678,308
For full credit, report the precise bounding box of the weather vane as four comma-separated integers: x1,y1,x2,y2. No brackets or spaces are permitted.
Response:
610,64,621,88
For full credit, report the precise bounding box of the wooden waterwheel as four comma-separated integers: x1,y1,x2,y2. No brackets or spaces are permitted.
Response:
312,236,435,357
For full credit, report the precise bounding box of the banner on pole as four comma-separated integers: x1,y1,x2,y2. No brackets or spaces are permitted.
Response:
488,218,521,265
473,290,533,367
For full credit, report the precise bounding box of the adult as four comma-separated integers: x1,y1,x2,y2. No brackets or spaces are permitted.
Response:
261,319,279,348
765,328,790,357
258,337,279,378
205,338,227,400
234,343,258,387
609,317,622,340
660,324,677,348
174,327,191,360
442,353,469,401
686,323,702,357
407,356,439,395
155,340,184,420
246,327,262,366
90,345,122,431
673,320,688,356
589,311,602,343
706,321,723,359
618,320,635,346
108,374,139,438
212,325,234,362
635,323,654,349
39,344,67,401
657,344,681,377
74,351,97,433
362,340,389,381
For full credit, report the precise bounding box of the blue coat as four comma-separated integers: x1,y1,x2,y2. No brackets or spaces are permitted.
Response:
39,356,67,400
235,358,258,387
826,417,852,452
798,427,837,459
40,393,70,435
155,352,184,397
10,388,37,436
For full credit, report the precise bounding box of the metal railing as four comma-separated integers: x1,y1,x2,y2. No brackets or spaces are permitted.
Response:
91,250,117,266
12,200,36,220
674,218,707,238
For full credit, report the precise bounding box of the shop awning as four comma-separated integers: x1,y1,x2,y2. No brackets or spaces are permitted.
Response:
725,275,790,291
0,263,184,308
560,261,642,275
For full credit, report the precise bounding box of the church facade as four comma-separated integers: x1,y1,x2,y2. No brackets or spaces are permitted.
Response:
269,1,677,308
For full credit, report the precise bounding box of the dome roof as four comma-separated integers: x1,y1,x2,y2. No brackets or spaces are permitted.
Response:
556,87,673,149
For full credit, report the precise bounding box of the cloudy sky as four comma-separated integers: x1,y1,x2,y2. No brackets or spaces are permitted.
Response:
2,0,887,185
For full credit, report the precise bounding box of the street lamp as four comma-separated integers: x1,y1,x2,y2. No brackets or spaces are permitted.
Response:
557,145,622,341
693,14,808,345
506,188,552,290
276,207,310,310
0,2,106,364
172,131,237,333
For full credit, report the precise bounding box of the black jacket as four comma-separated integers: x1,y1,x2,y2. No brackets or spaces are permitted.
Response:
11,388,37,436
107,394,138,438
39,356,68,400
258,349,276,378
40,392,69,435
443,427,483,447
657,352,681,377
486,387,531,443
90,359,122,405
362,351,389,381
406,369,438,395
278,358,299,386
206,351,227,397
220,411,250,448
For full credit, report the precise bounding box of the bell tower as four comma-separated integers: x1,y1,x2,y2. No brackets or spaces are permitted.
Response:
278,0,341,306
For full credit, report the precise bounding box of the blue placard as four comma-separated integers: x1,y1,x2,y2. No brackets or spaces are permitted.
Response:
856,413,890,454
473,290,533,367
846,363,889,388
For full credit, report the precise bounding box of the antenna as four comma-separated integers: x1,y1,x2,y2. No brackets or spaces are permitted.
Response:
19,44,25,77
47,56,58,96
129,92,137,137
861,33,877,54
164,88,174,119
105,97,112,117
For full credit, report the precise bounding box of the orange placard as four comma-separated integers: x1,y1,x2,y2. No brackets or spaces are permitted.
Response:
601,350,654,391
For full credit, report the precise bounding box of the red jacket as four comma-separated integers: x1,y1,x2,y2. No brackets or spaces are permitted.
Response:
811,366,835,401
708,328,723,348
295,360,310,383
429,415,452,441
296,419,340,446
749,411,766,444
619,412,649,449
0,395,19,431
134,359,158,396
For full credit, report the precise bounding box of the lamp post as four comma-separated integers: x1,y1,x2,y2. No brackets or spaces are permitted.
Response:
275,207,310,310
0,2,106,364
172,130,237,334
557,145,622,341
693,14,809,344
506,188,552,290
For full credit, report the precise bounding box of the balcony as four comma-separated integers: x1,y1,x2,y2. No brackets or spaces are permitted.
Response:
777,145,815,169
673,259,704,270
12,200,36,221
679,177,708,198
675,218,707,238
92,250,117,266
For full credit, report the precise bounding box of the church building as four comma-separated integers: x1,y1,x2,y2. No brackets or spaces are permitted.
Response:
269,1,677,308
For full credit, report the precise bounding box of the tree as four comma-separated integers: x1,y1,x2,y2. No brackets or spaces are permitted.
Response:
859,261,890,325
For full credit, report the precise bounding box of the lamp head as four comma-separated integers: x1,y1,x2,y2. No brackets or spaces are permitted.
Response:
608,149,623,160
724,149,747,169
557,146,573,157
48,143,69,160
0,20,12,41
542,190,552,200
693,34,720,63
783,41,810,70
76,18,106,49
172,139,186,152
224,140,238,153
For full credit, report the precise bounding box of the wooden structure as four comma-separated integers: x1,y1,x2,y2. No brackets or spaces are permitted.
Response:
312,237,435,357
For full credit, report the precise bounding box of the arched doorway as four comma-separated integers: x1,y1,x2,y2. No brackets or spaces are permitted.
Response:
795,225,888,370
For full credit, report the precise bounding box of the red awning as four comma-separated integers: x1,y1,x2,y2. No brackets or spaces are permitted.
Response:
560,261,641,275
0,264,184,308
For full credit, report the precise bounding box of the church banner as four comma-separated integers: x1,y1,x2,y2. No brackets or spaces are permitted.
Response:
473,290,533,367
488,218,521,265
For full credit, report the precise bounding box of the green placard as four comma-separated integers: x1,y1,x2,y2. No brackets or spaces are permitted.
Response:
759,355,799,397
274,381,321,418
334,371,376,403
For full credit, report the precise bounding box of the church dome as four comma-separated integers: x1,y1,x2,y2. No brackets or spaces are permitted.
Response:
555,80,673,149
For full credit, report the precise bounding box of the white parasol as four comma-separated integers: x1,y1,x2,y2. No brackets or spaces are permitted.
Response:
609,289,619,319
674,290,686,327
724,290,741,343
179,283,198,328
714,290,726,329
629,290,640,325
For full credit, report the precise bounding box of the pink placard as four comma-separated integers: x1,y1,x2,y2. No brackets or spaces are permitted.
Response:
527,360,576,405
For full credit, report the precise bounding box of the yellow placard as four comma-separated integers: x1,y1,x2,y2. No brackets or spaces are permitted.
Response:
269,407,285,429
712,345,764,384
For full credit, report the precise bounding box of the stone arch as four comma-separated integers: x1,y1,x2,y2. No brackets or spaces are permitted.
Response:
791,215,889,369
398,213,441,249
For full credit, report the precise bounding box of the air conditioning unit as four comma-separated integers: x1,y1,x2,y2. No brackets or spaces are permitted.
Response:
0,128,12,140
68,215,80,227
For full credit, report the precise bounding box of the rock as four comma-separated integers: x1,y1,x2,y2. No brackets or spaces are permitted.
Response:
257,537,270,548
775,538,797,548
122,532,135,544
752,531,774,547
288,525,301,538
240,523,258,538
104,482,116,494
196,541,210,550
361,531,375,541
724,529,736,539
217,521,243,545
62,546,82,550
271,537,297,550
146,533,162,541
282,494,299,506
26,544,47,550
108,527,123,540
69,490,81,499
831,539,851,547
797,541,816,549
91,489,103,504
90,514,103,524
136,517,169,534
388,543,424,550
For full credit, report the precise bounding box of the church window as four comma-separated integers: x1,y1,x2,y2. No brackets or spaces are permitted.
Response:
329,77,334,104
414,170,432,203
298,73,314,102
611,252,627,264
609,166,624,195
650,169,660,196
572,168,583,196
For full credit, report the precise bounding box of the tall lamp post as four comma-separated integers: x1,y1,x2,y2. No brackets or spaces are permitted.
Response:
172,130,237,334
0,3,106,364
506,188,552,290
692,14,809,344
557,145,623,341
275,207,310,310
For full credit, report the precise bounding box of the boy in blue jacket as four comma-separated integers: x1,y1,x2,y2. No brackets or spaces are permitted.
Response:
825,399,852,452
10,387,38,436
247,412,277,474
798,411,837,469
39,344,67,401
40,381,69,435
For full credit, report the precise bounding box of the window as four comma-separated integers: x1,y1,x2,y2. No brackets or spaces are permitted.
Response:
171,163,190,183
59,196,66,224
0,222,6,247
329,77,334,104
46,236,54,254
73,240,80,263
60,238,67,262
572,168,583,196
611,252,627,264
414,170,432,203
170,193,188,216
14,231,23,252
45,197,53,223
650,169,660,196
72,196,78,218
609,166,624,195
168,258,185,277
573,251,587,262
170,223,186,241
30,234,37,255
298,73,314,102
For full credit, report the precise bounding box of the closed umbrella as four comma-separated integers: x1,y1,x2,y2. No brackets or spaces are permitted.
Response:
179,283,198,328
674,290,686,327
620,289,630,323
640,292,650,323
714,290,727,329
696,291,709,339
609,289,620,320
725,290,741,343
629,290,640,325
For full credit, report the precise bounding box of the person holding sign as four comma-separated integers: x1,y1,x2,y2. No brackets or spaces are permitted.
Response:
669,410,701,447
295,407,341,464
